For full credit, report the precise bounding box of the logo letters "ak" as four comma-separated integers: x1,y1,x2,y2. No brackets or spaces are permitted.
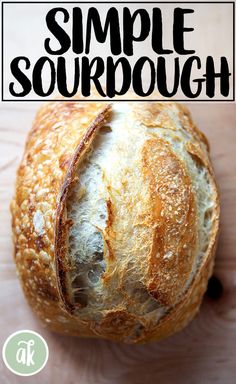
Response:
2,330,48,376
16,340,35,366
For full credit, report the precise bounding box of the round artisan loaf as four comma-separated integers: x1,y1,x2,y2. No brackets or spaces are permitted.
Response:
11,101,219,343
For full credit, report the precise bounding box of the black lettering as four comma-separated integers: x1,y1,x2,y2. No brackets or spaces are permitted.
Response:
204,56,231,98
44,8,71,55
181,56,204,98
157,57,179,97
133,57,155,96
123,8,151,56
81,57,106,97
57,57,80,97
9,57,32,97
72,8,84,54
173,8,195,54
85,7,121,55
33,57,55,96
152,8,173,54
106,57,131,98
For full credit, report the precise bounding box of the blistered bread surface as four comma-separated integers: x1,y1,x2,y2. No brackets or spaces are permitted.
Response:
11,101,219,343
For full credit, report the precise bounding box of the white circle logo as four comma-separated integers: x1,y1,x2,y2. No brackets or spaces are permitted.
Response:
2,330,49,376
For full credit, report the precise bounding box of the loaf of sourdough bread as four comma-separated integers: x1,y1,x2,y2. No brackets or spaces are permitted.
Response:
11,101,219,343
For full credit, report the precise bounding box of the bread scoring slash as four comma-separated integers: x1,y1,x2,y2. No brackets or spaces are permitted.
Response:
11,101,219,343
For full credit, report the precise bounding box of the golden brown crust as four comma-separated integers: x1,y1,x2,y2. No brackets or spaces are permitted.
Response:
11,101,111,333
142,137,197,306
11,100,220,343
55,104,111,313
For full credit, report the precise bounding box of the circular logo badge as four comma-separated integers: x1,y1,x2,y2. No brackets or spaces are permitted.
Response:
2,330,49,376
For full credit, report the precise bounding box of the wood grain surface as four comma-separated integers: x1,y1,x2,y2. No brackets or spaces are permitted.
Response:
0,102,235,384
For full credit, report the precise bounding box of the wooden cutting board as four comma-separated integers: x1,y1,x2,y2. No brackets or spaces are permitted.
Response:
0,102,235,384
